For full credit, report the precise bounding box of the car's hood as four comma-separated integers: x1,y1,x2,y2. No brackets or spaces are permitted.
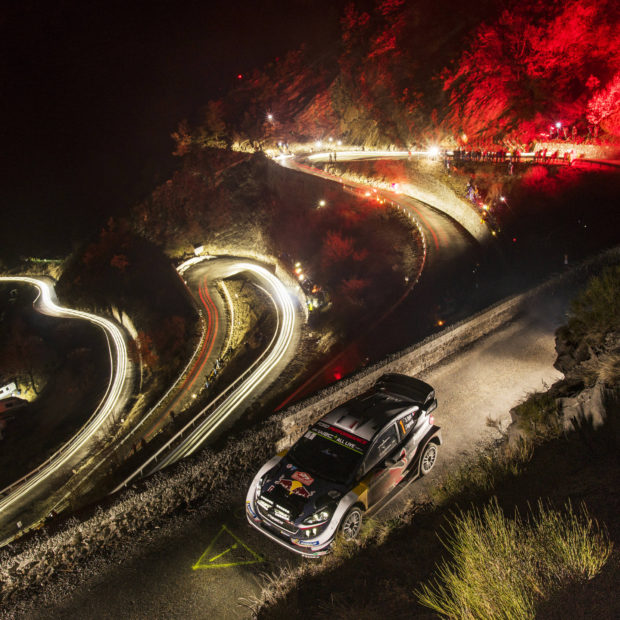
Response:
260,457,349,522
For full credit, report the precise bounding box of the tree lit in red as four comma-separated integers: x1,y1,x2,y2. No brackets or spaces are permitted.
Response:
177,1,619,172
587,72,620,135
443,0,620,142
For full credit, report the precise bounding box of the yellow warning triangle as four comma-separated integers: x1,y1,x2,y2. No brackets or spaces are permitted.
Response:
192,525,265,570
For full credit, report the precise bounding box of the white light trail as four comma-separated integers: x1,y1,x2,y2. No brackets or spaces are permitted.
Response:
112,261,298,488
153,262,296,467
306,150,421,162
0,276,131,515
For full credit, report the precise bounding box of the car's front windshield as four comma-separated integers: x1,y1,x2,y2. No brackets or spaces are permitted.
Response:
288,422,368,484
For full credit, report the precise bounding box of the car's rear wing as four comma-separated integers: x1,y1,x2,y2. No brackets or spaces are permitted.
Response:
375,373,435,408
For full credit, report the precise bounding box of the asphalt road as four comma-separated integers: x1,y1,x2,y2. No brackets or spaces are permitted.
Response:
25,285,569,620
277,154,481,403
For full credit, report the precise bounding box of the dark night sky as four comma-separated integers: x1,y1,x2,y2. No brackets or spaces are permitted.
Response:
1,0,346,258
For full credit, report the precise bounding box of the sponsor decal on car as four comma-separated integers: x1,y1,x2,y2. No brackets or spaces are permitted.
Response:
291,471,314,486
246,501,257,518
328,425,368,445
313,426,365,455
276,476,315,499
291,538,321,546
400,412,415,433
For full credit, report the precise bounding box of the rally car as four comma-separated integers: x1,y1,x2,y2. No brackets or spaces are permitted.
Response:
246,373,441,556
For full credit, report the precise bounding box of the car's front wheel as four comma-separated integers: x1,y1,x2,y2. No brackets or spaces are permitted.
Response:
419,442,438,476
340,506,363,540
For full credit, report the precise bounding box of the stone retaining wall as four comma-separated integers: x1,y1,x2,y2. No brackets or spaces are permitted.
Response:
277,289,532,451
533,141,620,161
276,246,620,451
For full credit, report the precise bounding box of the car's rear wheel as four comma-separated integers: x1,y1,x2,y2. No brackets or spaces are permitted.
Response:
420,442,438,476
340,506,363,540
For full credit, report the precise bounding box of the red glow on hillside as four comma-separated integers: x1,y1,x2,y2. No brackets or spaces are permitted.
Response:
443,0,620,142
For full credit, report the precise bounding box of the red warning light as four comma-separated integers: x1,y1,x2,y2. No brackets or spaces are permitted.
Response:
237,73,243,80
512,237,517,243
334,372,342,380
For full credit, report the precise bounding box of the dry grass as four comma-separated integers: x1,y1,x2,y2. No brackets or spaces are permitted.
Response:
431,441,533,506
581,351,620,387
568,265,620,346
415,499,612,619
513,390,562,439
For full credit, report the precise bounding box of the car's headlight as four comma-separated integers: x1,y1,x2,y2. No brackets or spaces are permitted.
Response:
302,508,332,526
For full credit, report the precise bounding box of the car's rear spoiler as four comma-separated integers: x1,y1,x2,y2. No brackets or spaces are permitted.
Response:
375,373,435,407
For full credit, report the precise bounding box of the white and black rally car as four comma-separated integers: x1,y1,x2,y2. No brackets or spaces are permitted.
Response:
246,373,441,556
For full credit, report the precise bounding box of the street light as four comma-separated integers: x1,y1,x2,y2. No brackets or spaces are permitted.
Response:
267,113,274,122
500,196,513,213
318,199,326,207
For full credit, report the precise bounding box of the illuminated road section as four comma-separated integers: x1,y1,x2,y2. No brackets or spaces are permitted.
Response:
113,260,298,487
0,276,131,522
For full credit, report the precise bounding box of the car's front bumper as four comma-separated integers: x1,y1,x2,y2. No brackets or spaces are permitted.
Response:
246,501,332,557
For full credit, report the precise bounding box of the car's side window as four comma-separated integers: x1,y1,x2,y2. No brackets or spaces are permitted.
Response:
364,424,399,472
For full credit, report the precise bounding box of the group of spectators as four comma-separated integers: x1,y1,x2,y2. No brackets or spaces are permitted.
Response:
532,148,576,164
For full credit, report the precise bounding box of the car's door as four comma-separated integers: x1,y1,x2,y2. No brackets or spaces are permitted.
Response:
363,423,403,507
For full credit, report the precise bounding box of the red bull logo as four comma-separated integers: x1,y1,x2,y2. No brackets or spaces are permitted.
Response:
277,477,315,499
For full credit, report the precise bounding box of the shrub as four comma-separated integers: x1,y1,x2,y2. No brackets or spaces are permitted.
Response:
581,351,620,387
568,265,620,346
512,391,561,439
415,499,612,619
431,441,533,506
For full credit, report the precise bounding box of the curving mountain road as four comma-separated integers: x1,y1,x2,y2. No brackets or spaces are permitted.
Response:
0,150,480,539
113,257,302,488
1,149,583,619
276,150,483,402
0,276,134,544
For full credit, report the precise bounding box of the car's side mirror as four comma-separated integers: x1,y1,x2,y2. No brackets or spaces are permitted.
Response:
384,456,397,467
426,400,437,414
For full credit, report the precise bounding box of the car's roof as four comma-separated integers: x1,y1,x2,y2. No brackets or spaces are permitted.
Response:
318,390,415,442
